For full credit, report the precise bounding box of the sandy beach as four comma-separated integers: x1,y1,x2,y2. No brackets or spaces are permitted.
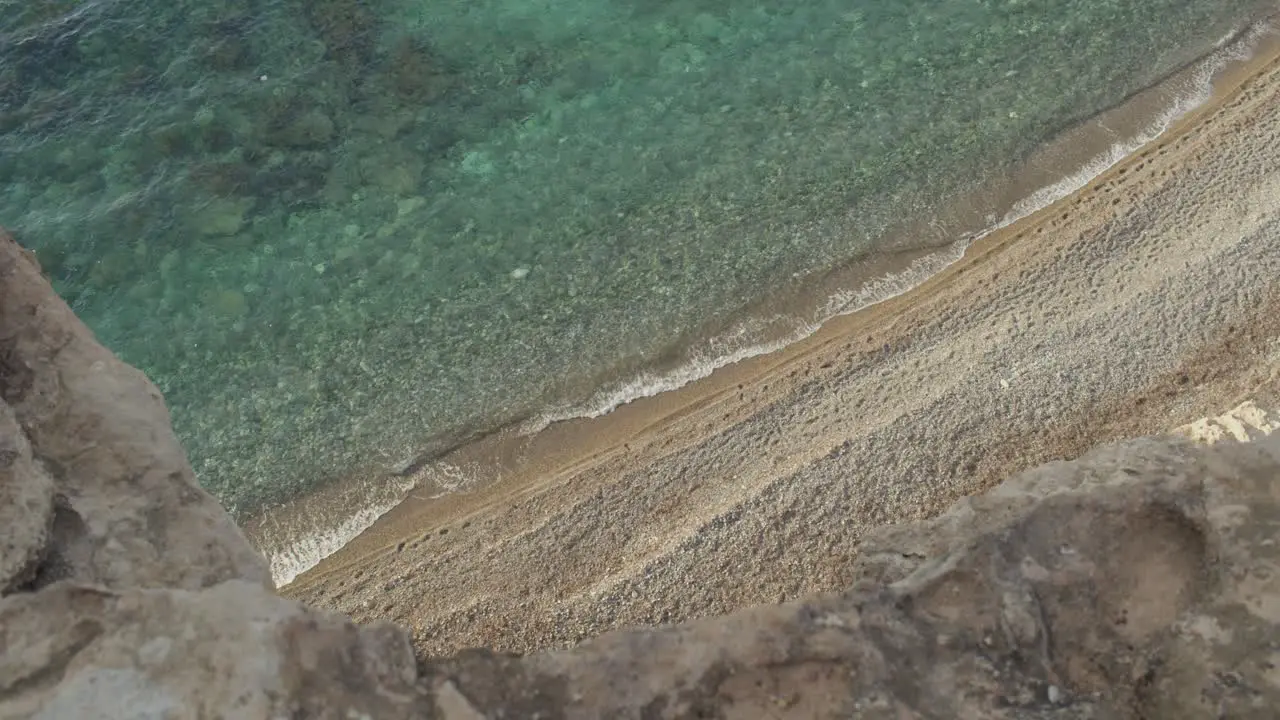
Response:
283,29,1280,659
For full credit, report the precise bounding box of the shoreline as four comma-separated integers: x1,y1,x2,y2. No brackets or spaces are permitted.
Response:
280,29,1280,655
284,26,1280,656
254,19,1280,588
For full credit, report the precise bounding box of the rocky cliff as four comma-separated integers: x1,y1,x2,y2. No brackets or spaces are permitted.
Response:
2,228,1279,719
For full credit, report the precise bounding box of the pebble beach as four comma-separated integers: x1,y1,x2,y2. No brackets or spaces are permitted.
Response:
282,28,1280,659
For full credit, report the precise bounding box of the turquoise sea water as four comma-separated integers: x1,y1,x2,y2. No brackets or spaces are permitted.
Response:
0,0,1269,517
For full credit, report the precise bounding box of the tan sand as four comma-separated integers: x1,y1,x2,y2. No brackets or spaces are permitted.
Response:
283,32,1280,658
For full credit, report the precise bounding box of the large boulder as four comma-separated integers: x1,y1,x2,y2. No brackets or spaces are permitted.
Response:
0,580,422,720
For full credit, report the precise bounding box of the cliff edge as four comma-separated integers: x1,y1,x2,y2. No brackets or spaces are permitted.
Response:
2,228,1279,718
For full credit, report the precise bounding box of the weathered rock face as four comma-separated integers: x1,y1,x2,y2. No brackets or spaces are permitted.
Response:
0,581,422,720
0,230,270,593
2,224,1280,719
0,399,53,594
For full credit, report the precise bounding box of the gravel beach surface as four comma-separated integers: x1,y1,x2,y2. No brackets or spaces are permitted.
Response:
284,39,1280,659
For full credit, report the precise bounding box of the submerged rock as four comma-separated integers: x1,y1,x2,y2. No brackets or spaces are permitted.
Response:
2,225,1279,718
187,196,253,237
278,109,337,149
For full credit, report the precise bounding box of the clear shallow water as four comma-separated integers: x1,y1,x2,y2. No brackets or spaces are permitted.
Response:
0,0,1268,517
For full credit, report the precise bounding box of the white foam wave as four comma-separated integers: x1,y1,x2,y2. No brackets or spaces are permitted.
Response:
524,24,1268,434
1005,24,1266,224
262,460,489,587
823,240,969,318
522,318,819,433
261,476,416,587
